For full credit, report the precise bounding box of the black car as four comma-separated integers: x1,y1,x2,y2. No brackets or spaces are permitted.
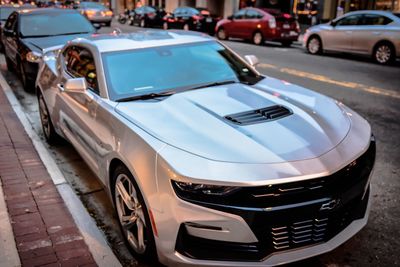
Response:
129,5,166,28
163,7,220,35
0,5,18,51
2,8,96,91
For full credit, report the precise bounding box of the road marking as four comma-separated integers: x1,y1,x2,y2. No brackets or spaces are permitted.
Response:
258,63,400,100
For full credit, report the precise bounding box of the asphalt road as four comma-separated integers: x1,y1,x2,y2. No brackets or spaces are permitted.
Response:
2,23,400,267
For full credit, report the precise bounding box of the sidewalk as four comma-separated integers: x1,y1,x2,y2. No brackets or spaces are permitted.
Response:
0,84,97,266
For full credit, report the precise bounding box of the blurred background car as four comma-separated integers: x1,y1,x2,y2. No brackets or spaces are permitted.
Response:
216,7,300,46
304,10,400,65
129,5,166,28
2,8,96,91
0,4,18,51
77,1,112,27
163,6,220,35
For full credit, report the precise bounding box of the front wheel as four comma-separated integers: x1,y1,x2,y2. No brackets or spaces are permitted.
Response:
252,31,264,45
216,28,227,40
113,165,157,260
374,43,395,65
183,23,189,31
105,21,111,27
140,19,146,28
162,22,168,30
18,61,34,92
38,92,60,144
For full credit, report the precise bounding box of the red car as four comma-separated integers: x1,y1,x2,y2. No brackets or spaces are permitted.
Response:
216,8,300,46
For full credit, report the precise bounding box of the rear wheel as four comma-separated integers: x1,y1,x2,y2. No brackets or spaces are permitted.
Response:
307,35,322,55
112,165,157,260
374,42,395,65
252,31,264,45
162,22,168,30
183,23,189,31
216,28,227,40
140,19,146,28
38,91,60,144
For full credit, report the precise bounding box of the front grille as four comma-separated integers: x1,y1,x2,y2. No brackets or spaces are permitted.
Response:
224,105,292,125
272,218,328,250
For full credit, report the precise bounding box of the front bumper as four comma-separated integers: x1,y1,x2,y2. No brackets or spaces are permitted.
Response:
154,139,375,266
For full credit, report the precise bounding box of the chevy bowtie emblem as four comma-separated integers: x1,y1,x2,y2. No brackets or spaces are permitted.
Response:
320,199,340,211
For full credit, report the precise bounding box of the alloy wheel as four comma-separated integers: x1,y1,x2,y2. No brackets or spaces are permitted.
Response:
115,174,147,254
140,19,145,28
39,94,51,139
217,28,226,40
253,32,263,45
308,37,320,54
375,44,391,64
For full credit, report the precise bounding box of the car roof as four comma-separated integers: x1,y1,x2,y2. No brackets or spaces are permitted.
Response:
336,10,400,22
17,8,76,16
71,30,213,53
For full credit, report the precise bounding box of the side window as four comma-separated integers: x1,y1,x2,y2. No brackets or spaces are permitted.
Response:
361,14,392,25
233,9,246,20
336,15,361,26
64,46,99,94
246,10,263,19
4,12,17,31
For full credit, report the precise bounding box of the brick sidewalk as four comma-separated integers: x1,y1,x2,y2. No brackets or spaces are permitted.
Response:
0,85,97,266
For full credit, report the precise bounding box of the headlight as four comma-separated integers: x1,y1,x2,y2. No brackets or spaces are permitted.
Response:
172,180,239,196
26,51,42,63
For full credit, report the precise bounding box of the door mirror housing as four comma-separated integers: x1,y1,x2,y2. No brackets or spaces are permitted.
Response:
64,78,87,93
330,20,337,27
244,55,259,67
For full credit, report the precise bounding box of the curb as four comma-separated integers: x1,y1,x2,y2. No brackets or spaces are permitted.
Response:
0,68,122,267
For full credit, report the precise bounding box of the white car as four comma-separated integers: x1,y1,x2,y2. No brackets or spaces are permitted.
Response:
35,30,375,266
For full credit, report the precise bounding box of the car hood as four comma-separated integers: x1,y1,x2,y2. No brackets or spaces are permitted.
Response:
115,77,351,164
22,33,92,53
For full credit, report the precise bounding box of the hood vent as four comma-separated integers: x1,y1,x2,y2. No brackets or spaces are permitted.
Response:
225,105,292,125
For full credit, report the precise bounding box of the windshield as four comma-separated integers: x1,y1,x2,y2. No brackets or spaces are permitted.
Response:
102,41,263,101
20,12,94,37
0,7,16,21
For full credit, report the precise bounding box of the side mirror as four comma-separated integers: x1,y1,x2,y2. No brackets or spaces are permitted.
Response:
64,77,87,93
93,23,102,30
330,20,336,27
227,15,233,20
26,51,42,63
244,55,259,67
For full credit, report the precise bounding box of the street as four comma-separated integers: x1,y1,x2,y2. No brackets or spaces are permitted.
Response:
1,22,399,267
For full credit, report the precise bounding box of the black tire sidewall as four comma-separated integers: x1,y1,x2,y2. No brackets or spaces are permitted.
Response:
111,165,157,261
374,43,394,64
307,36,321,54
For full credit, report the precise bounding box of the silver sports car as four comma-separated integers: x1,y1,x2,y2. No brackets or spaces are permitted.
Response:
35,30,375,266
304,10,400,64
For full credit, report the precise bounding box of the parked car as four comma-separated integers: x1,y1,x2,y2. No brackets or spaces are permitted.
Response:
2,8,96,91
216,7,300,46
37,30,375,266
163,6,219,34
304,10,400,64
77,1,112,27
0,4,18,51
129,5,166,28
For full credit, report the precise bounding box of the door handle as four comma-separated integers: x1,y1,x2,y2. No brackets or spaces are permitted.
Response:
57,83,64,92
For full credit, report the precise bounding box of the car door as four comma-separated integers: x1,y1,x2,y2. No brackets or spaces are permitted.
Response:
56,45,102,173
226,9,247,38
323,14,362,52
3,12,18,65
243,9,264,39
351,13,393,54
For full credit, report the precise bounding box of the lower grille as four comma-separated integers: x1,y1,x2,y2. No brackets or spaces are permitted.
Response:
272,218,328,250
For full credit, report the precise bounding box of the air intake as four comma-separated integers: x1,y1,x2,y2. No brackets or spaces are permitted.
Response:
224,105,292,125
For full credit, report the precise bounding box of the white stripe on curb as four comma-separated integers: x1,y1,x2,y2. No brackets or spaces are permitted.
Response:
0,71,121,267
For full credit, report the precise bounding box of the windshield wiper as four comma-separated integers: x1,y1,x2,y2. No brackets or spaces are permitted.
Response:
185,80,237,91
116,91,175,102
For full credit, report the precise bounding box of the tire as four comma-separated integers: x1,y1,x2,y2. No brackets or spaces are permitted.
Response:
307,35,322,55
140,19,146,28
18,61,34,92
252,31,264,45
162,22,168,30
112,164,157,260
38,91,60,144
216,28,227,40
118,17,127,24
373,42,395,65
105,21,111,27
5,56,14,72
281,41,292,47
183,23,189,31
